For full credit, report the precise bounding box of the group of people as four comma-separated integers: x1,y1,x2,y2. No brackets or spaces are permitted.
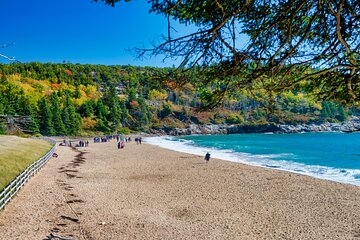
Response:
134,137,142,144
116,136,145,149
78,140,89,147
117,140,125,149
59,139,89,148
93,136,111,143
61,135,211,164
61,134,145,151
116,135,133,149
116,135,132,143
93,134,135,144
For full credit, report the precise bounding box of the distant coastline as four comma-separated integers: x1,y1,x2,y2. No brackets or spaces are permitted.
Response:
149,116,360,136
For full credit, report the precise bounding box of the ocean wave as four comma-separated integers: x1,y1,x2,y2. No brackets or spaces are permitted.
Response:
144,136,360,186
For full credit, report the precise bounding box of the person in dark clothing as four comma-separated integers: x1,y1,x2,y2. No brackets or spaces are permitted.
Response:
204,152,211,162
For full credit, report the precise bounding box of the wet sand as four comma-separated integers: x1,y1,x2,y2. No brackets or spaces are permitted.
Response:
0,139,360,239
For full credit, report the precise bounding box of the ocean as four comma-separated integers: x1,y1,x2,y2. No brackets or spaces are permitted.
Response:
145,132,360,186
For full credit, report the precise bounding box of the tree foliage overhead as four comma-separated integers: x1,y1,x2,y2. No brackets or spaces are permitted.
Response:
0,43,18,62
95,0,360,106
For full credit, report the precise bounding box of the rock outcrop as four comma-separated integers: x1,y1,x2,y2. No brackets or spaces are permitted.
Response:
150,117,360,136
277,117,360,133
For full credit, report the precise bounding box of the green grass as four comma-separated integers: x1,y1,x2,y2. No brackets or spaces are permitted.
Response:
0,136,52,191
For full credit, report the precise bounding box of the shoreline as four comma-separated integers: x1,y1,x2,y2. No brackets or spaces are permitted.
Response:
145,134,360,187
1,140,360,239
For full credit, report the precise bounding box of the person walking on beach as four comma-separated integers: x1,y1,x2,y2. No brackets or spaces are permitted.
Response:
204,152,211,162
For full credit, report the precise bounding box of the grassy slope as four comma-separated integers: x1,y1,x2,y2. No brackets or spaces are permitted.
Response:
0,136,52,191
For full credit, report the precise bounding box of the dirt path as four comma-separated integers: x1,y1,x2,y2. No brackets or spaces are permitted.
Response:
1,139,360,240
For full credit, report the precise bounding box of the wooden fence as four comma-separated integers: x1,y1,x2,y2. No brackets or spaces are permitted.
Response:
0,138,57,210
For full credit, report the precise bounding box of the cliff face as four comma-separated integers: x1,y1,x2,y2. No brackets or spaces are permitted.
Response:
277,117,360,134
150,117,360,136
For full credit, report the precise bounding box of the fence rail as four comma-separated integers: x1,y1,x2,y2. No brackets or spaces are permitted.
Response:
0,138,57,210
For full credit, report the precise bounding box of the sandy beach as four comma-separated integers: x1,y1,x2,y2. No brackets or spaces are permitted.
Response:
1,139,360,239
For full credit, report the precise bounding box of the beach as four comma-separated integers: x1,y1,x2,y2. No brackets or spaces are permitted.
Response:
0,139,360,239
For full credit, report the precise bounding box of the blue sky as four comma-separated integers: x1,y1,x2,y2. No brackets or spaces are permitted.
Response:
0,0,187,67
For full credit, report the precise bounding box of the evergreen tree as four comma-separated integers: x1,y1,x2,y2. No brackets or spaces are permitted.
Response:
0,120,5,134
336,105,348,122
78,100,94,118
320,102,330,120
0,92,5,134
0,92,5,115
39,98,55,136
159,103,171,119
327,102,337,119
97,0,360,106
62,95,81,135
127,87,137,105
23,105,40,134
109,99,121,131
19,97,39,134
50,93,66,135
137,96,149,129
96,118,110,133
61,106,70,135
95,99,108,120
120,100,130,127
107,86,121,131
0,76,20,115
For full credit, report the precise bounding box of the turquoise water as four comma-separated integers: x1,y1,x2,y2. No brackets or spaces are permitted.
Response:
146,133,360,186
180,133,360,170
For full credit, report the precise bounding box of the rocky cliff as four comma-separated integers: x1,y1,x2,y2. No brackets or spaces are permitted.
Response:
150,117,360,135
277,117,360,133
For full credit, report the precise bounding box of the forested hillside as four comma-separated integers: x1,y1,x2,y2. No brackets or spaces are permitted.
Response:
0,62,357,136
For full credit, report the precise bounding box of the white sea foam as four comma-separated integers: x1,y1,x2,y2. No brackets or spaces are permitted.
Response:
145,136,360,186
